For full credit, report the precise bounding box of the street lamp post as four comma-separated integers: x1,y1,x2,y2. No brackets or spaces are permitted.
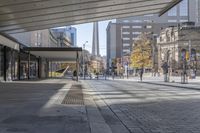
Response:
166,50,170,82
121,27,124,76
83,41,88,80
127,63,129,79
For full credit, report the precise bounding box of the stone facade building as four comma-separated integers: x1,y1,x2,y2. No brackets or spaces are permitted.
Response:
157,22,200,76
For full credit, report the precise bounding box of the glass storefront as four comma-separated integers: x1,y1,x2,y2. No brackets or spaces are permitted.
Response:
0,44,39,81
20,51,38,80
5,47,19,81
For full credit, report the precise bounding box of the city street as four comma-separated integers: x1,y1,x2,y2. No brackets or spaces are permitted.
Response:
86,79,200,133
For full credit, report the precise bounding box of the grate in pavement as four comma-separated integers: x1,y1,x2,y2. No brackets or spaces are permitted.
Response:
62,84,84,105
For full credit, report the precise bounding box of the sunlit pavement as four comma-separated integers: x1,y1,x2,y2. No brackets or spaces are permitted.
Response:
1,79,200,133
106,75,200,83
86,79,200,133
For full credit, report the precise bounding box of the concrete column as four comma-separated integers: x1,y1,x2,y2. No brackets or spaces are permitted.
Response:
37,57,41,79
28,52,30,79
18,52,21,80
51,61,53,78
3,46,6,81
76,51,79,81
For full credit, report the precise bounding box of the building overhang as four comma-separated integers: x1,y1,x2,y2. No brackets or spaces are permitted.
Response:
159,0,183,16
0,0,182,34
0,34,20,50
22,47,82,62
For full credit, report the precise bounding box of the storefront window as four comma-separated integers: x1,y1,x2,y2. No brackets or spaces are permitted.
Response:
30,55,38,78
12,52,19,80
20,52,38,80
0,46,38,81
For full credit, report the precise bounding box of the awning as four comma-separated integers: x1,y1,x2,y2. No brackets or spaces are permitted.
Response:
0,0,182,34
22,47,82,62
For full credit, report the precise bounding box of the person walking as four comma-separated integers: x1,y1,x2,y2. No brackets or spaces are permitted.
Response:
73,70,77,80
112,71,115,80
139,67,144,82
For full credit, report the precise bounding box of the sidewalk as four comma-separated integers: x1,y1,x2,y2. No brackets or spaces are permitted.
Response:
110,75,200,90
82,81,113,133
142,81,200,91
0,79,113,133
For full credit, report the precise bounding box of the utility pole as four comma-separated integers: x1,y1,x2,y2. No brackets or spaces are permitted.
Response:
127,63,129,79
189,40,191,77
83,41,88,80
121,26,124,74
181,49,187,84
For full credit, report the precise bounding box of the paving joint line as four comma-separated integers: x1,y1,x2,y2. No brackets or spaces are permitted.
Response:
87,82,132,133
81,81,112,133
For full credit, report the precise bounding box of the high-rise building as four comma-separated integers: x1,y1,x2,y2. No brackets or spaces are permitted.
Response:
106,23,122,69
52,26,78,47
11,29,59,47
11,26,77,48
92,22,100,56
67,27,77,47
107,0,198,69
51,27,72,47
196,0,200,26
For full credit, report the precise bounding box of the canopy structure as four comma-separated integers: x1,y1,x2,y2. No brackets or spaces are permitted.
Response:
0,0,182,34
22,47,82,62
22,47,82,81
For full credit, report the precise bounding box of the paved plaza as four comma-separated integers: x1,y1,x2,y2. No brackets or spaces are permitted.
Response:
86,79,200,133
1,78,200,133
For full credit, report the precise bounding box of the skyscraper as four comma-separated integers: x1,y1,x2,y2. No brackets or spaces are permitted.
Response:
65,26,77,47
92,22,100,56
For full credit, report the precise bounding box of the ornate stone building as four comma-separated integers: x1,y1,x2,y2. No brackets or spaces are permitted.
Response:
157,22,200,76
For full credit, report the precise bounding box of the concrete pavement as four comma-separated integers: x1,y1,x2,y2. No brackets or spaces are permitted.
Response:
0,79,112,133
1,78,200,133
107,75,200,90
86,79,200,133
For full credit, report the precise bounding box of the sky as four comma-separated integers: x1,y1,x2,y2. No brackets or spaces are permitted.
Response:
73,20,115,56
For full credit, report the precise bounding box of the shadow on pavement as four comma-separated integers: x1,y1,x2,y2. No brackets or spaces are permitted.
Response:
0,81,90,133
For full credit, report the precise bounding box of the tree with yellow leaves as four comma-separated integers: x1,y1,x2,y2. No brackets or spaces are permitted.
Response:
130,33,153,69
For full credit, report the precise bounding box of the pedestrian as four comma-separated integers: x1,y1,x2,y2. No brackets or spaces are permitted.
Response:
89,73,92,80
112,71,115,80
96,72,99,80
73,70,77,80
139,68,144,82
119,66,124,79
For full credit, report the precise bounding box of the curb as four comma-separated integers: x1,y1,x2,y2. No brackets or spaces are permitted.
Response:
81,81,113,133
142,82,200,91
